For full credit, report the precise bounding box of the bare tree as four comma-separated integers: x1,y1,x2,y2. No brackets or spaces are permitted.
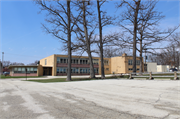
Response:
28,60,39,65
149,32,180,67
149,45,179,68
100,46,130,58
116,0,179,74
35,0,81,81
136,0,165,73
82,1,95,78
96,0,115,78
2,61,11,67
10,62,25,66
117,0,141,74
71,1,97,78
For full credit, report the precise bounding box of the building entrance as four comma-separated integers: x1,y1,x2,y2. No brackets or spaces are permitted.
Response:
43,67,52,76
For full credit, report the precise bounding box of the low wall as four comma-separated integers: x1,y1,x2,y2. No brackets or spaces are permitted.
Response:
11,73,37,76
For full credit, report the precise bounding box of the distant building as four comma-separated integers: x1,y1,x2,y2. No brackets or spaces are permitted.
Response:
157,65,173,72
8,53,144,76
8,65,38,76
146,62,157,72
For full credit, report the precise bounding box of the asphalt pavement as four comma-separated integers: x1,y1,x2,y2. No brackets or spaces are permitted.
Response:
0,79,179,119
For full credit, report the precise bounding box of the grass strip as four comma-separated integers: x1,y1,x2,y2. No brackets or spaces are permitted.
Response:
26,75,129,83
0,75,43,79
142,73,180,76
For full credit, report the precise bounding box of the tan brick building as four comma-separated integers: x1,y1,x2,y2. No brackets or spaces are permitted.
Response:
8,53,143,76
111,53,143,74
38,53,143,76
38,54,111,76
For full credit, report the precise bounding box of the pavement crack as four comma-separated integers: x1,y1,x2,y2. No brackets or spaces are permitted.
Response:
162,113,170,119
155,93,162,103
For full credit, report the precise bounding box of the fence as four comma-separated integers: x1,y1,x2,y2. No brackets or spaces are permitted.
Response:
129,72,180,80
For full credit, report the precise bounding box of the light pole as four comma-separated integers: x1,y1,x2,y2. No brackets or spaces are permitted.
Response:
2,52,4,74
2,52,4,66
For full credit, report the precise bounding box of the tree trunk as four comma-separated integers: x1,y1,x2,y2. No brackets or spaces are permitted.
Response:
177,52,179,69
82,2,95,78
173,46,175,67
140,39,143,74
97,0,105,79
139,30,143,74
132,0,141,74
66,1,71,81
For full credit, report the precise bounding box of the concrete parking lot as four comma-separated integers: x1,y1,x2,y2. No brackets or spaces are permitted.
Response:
0,79,179,119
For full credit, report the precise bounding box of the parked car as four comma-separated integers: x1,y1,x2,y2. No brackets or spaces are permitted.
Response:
169,68,178,72
3,72,10,76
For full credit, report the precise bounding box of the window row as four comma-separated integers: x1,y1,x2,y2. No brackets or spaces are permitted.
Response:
128,60,140,65
13,67,37,73
128,68,139,71
104,60,109,65
56,67,99,74
57,57,99,65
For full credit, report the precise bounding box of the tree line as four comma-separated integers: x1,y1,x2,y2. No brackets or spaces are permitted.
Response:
1,60,39,67
35,0,179,81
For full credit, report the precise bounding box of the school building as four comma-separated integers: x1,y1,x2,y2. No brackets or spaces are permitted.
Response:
8,53,143,76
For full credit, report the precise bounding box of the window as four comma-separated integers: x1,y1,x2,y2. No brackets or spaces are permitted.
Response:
136,60,140,65
14,68,18,73
80,59,83,64
75,59,79,64
30,67,34,73
71,68,77,73
45,59,47,65
21,68,25,73
85,60,88,64
57,57,60,63
60,68,63,73
80,69,83,73
27,68,30,73
57,68,59,74
104,60,109,65
137,68,139,71
63,59,66,63
79,68,90,73
57,67,67,73
128,59,133,65
128,68,133,71
93,59,99,65
34,68,37,73
13,67,37,73
106,68,109,71
63,68,66,73
71,59,77,64
94,68,99,73
18,68,21,73
60,59,63,63
76,68,78,73
83,69,85,73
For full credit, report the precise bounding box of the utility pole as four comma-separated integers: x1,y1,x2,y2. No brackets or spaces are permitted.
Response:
2,52,4,67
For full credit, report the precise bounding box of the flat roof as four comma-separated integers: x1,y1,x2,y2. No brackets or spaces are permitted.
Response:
54,54,101,58
8,65,38,68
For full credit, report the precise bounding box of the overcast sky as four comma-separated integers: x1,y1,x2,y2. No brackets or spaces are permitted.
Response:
0,0,179,64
